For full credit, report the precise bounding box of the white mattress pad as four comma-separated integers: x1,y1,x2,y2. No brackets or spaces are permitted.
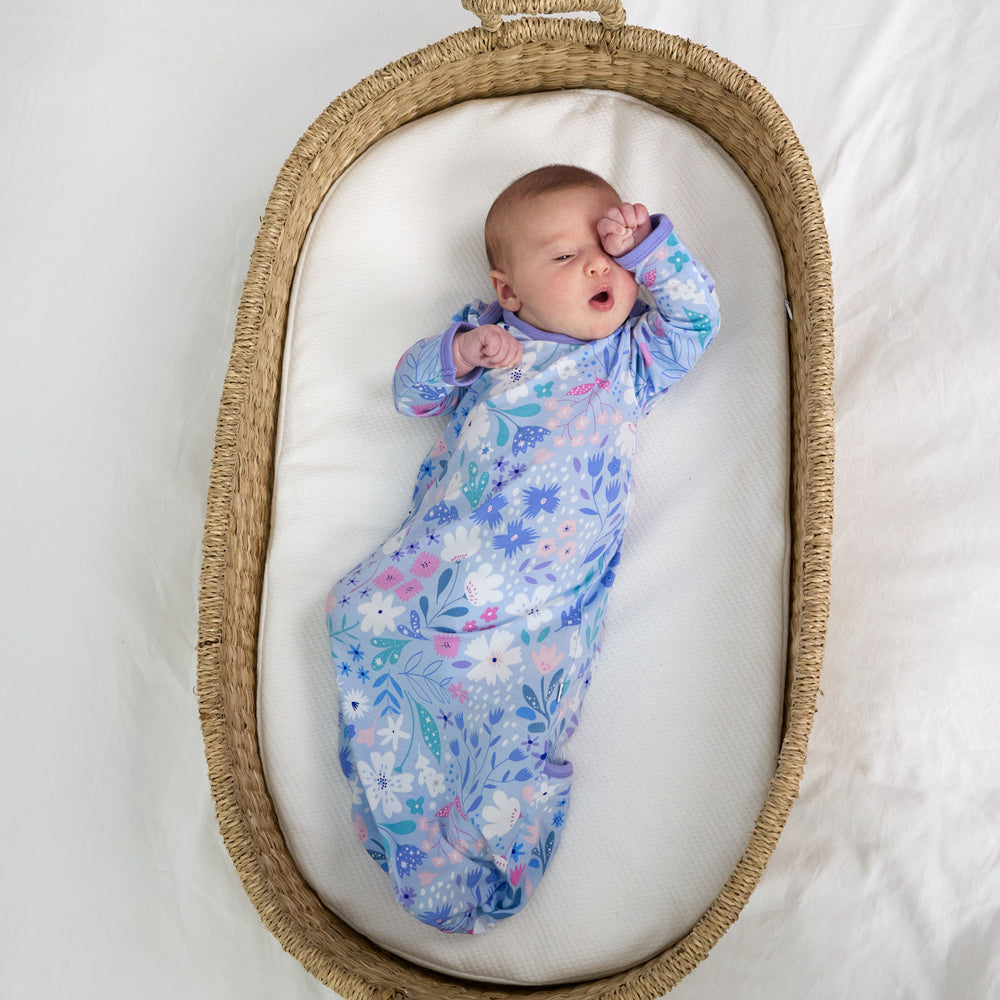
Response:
257,89,789,985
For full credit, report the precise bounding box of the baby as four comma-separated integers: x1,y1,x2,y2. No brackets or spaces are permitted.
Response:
327,165,720,933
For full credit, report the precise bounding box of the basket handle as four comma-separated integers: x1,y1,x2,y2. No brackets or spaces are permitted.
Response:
462,0,627,32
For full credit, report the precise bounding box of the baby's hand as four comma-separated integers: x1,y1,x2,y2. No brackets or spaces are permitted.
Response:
454,324,523,375
597,202,652,257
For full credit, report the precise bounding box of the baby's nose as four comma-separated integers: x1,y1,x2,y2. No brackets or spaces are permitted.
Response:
586,253,611,275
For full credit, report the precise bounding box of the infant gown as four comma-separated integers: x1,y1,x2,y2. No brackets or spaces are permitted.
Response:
326,214,720,932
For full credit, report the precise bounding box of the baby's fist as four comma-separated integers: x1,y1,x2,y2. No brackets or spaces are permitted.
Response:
454,324,523,375
597,202,652,257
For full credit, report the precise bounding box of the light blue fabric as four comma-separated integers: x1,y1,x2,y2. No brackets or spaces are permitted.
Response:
327,215,720,932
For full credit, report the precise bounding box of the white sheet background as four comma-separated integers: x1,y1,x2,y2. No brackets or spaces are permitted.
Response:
2,1,997,998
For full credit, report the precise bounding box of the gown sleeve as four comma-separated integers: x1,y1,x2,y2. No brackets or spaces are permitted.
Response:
392,299,500,418
616,214,722,412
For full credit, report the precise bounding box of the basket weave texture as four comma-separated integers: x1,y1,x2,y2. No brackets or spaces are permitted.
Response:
197,4,834,997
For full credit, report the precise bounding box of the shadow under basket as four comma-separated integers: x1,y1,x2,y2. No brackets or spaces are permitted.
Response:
197,2,834,997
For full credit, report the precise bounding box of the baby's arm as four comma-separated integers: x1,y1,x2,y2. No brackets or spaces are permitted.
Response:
394,301,518,418
612,211,721,408
452,324,522,378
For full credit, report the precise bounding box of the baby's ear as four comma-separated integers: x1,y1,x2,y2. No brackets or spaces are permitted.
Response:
490,270,521,312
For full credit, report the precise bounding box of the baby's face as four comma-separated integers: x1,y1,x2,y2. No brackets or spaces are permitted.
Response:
492,185,639,341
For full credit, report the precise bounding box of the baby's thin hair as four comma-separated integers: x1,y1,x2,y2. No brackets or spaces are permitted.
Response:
485,164,618,270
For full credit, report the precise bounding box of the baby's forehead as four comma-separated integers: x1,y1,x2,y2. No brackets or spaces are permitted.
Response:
510,182,618,215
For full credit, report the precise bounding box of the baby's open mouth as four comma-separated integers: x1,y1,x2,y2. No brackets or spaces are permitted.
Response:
589,288,614,311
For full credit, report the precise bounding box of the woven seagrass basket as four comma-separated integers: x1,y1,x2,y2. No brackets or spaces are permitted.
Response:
197,2,834,996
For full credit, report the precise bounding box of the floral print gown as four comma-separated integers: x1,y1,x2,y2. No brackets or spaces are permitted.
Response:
327,215,720,933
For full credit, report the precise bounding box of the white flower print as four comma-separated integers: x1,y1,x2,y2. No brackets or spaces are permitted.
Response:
444,471,463,501
664,276,707,305
505,584,554,632
358,591,404,635
458,405,490,448
416,753,447,797
615,420,638,458
356,751,414,818
536,781,558,804
467,630,522,685
464,562,504,606
377,712,410,752
480,789,522,840
441,524,482,562
343,688,370,720
381,529,406,556
555,356,578,381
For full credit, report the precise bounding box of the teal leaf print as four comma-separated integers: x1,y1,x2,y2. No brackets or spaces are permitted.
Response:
506,404,541,418
462,463,490,507
684,306,715,347
383,820,417,836
416,702,442,761
371,637,408,670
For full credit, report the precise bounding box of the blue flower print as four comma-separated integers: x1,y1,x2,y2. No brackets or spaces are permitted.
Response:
470,494,508,529
493,518,539,558
396,844,428,878
522,484,561,519
424,501,459,525
511,424,549,456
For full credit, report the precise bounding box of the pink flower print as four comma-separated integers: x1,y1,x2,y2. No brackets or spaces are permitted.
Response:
531,643,564,675
558,540,577,562
395,579,423,601
537,538,556,557
435,634,460,658
557,520,577,538
462,620,478,632
571,435,584,447
574,415,589,431
449,681,469,704
410,553,441,578
356,723,376,747
509,863,526,887
375,567,405,589
481,606,498,623
353,814,368,843
557,405,572,420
